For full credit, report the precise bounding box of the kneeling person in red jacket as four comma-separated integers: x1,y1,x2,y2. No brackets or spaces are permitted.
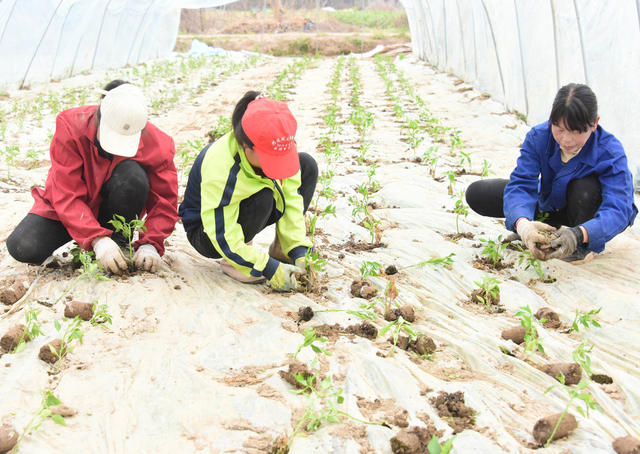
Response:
6,80,179,274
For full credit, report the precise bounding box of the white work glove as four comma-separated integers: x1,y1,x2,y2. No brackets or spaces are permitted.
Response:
93,237,128,274
133,244,162,273
269,262,304,292
516,219,556,260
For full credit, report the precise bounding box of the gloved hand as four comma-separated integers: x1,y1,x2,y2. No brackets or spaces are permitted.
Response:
269,262,304,292
294,256,306,271
133,244,162,273
548,226,583,259
516,219,556,260
92,236,128,274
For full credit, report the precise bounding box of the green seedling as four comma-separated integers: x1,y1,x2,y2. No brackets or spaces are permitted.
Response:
301,248,327,294
55,250,109,305
379,316,419,352
109,214,147,263
567,307,602,333
515,305,545,354
315,301,378,322
428,434,456,454
367,165,381,192
479,235,506,267
572,341,594,375
444,170,456,196
405,253,455,270
472,275,500,309
50,316,84,372
453,193,469,234
516,245,547,280
481,159,494,177
360,261,382,281
291,327,331,363
458,150,472,167
13,304,45,353
3,145,19,179
10,391,67,453
208,115,232,141
287,373,384,449
544,375,601,448
90,301,112,327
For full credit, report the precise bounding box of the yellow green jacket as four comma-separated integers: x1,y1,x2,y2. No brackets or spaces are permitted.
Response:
179,132,311,278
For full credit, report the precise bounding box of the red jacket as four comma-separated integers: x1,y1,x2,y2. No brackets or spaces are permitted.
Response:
30,106,178,255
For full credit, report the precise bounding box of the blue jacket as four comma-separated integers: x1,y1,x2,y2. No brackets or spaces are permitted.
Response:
504,122,637,253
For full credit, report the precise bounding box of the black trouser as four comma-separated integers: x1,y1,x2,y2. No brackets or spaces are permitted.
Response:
186,152,318,259
7,160,150,265
464,175,602,227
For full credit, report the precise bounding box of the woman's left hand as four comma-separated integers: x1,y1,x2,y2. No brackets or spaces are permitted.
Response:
548,227,582,259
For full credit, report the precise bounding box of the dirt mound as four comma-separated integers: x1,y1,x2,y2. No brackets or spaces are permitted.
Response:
430,391,476,433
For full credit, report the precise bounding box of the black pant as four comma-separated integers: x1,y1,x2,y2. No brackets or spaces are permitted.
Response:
465,175,602,227
187,152,318,259
7,160,150,265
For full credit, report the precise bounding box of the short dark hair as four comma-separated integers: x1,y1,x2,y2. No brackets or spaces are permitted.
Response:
232,90,261,149
549,83,598,133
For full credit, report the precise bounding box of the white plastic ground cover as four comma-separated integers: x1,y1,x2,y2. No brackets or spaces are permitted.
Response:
0,0,237,90
399,0,640,188
0,55,639,453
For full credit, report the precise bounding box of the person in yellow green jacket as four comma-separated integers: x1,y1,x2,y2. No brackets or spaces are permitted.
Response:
178,91,318,291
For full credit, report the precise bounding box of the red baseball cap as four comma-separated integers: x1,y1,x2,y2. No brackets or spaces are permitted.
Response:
241,98,300,179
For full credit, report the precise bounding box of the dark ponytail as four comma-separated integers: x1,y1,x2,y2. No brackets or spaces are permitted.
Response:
232,90,261,149
549,83,598,133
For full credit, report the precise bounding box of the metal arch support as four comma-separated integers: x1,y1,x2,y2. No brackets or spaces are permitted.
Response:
20,0,65,89
50,1,77,80
91,0,114,70
637,0,640,33
127,0,158,65
480,0,506,100
514,0,529,118
442,0,447,68
0,0,19,47
454,0,467,74
572,0,589,85
550,0,560,91
423,0,440,67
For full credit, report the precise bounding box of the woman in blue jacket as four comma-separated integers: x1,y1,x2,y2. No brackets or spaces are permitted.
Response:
466,83,637,263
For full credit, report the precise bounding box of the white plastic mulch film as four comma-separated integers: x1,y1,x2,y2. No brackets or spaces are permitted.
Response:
400,0,640,186
0,0,236,90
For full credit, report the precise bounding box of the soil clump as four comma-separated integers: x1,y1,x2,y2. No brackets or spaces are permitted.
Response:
532,413,577,445
346,321,378,340
0,424,18,453
64,301,94,321
390,334,436,356
390,424,442,454
443,232,474,242
385,265,398,275
430,391,476,433
350,278,378,299
535,307,562,328
297,306,314,322
501,325,525,344
384,305,415,323
472,256,510,271
539,363,582,385
613,435,640,454
591,373,614,384
39,339,62,364
0,275,29,305
1,324,28,352
278,362,316,390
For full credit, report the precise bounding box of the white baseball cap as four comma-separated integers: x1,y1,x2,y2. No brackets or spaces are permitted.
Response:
98,84,147,157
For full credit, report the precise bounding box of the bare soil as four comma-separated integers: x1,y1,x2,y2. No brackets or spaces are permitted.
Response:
430,391,476,433
390,424,442,454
